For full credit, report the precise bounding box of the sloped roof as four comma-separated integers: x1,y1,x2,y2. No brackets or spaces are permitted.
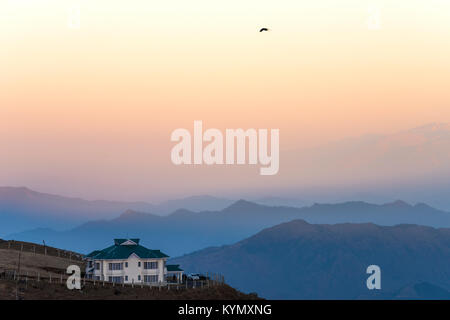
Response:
166,264,183,272
85,250,101,258
87,239,169,260
114,238,140,245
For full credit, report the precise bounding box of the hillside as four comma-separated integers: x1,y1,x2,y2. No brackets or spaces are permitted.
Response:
0,279,258,300
8,199,450,256
0,239,85,278
171,220,450,299
0,239,258,300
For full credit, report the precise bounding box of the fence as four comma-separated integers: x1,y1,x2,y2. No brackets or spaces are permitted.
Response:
0,239,84,261
0,239,226,294
0,268,225,291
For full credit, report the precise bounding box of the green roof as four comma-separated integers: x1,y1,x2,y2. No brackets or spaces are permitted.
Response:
114,238,140,245
85,250,101,258
166,264,183,272
87,239,169,260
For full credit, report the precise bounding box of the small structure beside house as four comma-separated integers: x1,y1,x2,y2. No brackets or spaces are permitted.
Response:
166,264,184,283
85,238,183,284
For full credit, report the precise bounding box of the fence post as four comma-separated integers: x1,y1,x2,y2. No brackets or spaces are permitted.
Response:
49,273,52,283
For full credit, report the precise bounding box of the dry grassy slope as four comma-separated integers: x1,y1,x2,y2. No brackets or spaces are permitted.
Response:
0,280,260,300
0,238,84,277
0,248,84,277
0,239,83,260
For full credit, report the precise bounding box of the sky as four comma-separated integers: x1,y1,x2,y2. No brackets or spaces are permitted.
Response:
1,0,450,202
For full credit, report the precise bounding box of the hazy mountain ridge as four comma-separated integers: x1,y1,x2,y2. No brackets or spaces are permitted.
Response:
171,220,450,299
6,198,450,257
282,122,450,209
0,187,235,235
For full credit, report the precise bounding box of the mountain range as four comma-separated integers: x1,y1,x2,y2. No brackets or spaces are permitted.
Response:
171,219,450,299
0,186,309,237
6,197,450,257
0,186,238,235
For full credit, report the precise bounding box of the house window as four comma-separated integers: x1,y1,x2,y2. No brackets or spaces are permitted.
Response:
125,276,128,281
144,261,158,269
108,276,123,283
144,275,158,283
88,261,93,268
125,262,128,268
95,263,100,270
138,275,141,281
108,263,123,270
138,262,141,267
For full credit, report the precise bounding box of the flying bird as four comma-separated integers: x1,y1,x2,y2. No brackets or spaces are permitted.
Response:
259,28,270,32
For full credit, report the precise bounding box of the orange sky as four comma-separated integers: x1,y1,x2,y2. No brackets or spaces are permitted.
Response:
1,0,450,201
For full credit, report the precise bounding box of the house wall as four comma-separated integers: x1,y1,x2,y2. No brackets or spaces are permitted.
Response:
89,256,167,284
126,254,140,283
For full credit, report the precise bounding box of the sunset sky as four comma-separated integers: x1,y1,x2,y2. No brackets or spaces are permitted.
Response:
1,0,450,202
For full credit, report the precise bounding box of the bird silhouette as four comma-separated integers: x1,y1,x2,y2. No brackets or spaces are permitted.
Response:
259,28,269,32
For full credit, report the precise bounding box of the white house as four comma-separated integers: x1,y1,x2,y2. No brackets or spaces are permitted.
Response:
85,238,183,284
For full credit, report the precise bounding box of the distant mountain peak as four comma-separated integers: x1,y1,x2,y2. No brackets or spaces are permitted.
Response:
170,208,196,216
0,186,36,197
383,200,412,208
223,199,264,211
117,209,150,220
310,201,373,209
121,209,137,216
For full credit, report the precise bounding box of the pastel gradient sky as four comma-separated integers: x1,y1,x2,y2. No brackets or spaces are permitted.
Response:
1,0,450,201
